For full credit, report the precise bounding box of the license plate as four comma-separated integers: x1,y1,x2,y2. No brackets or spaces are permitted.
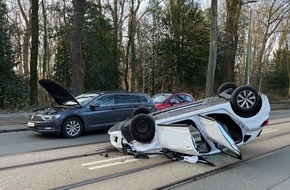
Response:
28,122,35,127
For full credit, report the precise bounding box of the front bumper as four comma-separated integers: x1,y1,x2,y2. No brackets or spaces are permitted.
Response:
27,120,61,134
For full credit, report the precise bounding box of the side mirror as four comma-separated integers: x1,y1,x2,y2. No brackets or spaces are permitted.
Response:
90,103,100,110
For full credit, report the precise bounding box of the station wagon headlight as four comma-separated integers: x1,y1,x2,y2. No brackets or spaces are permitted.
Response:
41,114,61,120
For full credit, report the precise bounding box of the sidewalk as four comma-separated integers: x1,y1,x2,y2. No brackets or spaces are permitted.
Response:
0,112,29,133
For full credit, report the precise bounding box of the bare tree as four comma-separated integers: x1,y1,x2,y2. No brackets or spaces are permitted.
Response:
251,0,290,91
276,16,290,97
70,0,86,95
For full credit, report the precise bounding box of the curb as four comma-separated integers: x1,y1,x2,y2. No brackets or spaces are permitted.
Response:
0,128,28,133
0,124,28,134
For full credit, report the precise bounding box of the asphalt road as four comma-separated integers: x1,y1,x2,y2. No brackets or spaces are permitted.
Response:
0,130,109,155
0,116,290,189
167,146,290,190
0,110,290,189
269,109,290,120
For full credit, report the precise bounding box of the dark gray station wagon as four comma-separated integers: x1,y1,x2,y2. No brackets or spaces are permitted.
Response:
28,79,156,138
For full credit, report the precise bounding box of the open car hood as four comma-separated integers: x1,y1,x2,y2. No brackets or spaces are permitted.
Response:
39,79,81,107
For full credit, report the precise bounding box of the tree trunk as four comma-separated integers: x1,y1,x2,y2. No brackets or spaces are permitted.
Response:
206,0,218,97
112,0,119,89
130,10,137,91
288,59,290,98
221,0,242,84
286,43,290,98
127,0,140,92
29,0,39,106
42,0,49,78
70,0,86,96
17,0,31,77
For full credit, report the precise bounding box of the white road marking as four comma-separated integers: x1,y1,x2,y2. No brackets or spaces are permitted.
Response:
81,155,132,166
82,155,159,170
261,128,278,134
88,158,138,170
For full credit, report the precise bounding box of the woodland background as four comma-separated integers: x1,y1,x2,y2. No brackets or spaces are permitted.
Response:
0,0,290,109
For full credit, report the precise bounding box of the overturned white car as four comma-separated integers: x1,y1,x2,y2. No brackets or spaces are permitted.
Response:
108,83,270,165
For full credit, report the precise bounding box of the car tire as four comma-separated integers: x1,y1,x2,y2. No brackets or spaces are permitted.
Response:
62,117,83,138
129,114,155,143
131,107,151,118
230,86,261,116
217,82,237,95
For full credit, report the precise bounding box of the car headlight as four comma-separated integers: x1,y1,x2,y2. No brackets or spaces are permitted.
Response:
41,114,61,120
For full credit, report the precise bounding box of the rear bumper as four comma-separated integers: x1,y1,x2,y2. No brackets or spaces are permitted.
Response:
108,121,126,150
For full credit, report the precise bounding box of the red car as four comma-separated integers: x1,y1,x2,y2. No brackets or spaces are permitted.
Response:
152,93,195,110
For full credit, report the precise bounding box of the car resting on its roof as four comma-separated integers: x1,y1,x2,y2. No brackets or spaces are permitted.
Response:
108,83,270,166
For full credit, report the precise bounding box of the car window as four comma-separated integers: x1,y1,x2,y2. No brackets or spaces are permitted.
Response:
170,97,180,104
136,95,149,103
93,95,114,106
116,94,133,104
175,95,186,103
116,94,148,105
184,95,193,102
153,93,172,103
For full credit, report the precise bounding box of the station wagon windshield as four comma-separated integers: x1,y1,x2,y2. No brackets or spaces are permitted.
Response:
76,93,101,106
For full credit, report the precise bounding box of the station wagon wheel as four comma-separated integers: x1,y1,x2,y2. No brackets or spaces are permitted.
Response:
230,86,260,115
217,82,237,95
131,107,151,118
129,114,155,143
62,117,83,138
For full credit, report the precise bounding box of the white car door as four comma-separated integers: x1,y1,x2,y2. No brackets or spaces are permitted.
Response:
157,124,200,156
198,115,242,159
